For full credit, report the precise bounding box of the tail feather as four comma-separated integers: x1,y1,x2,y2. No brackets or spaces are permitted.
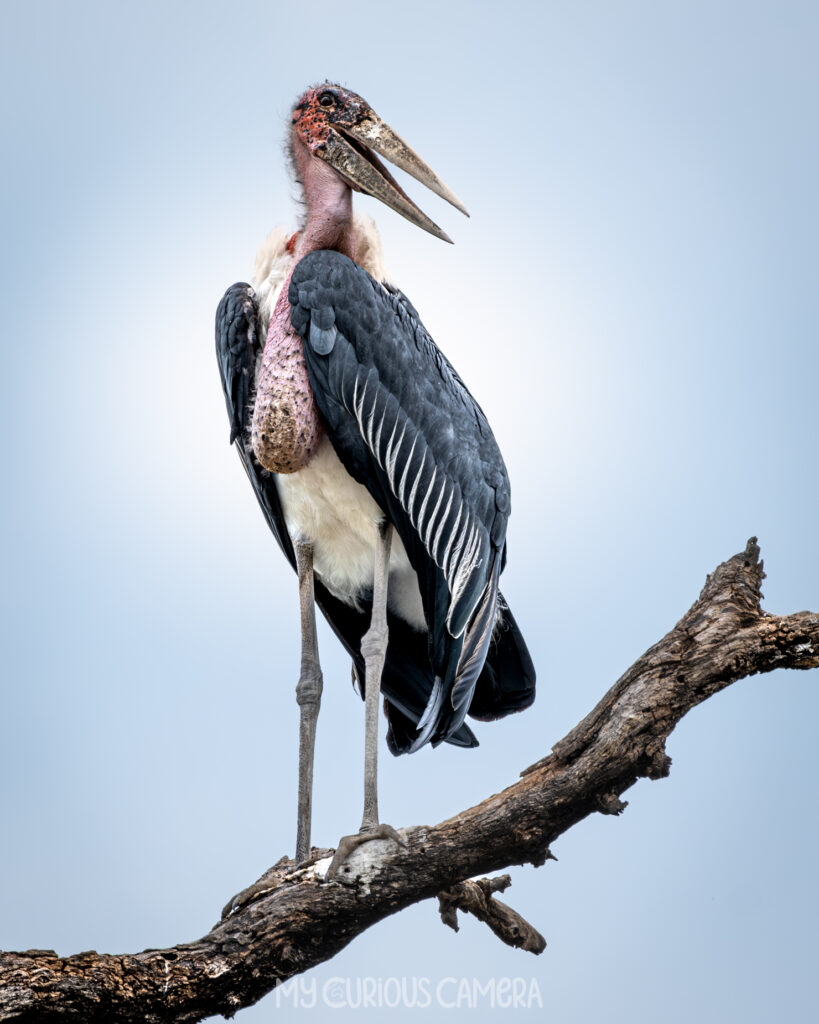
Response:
466,596,536,722
314,579,535,755
386,703,478,756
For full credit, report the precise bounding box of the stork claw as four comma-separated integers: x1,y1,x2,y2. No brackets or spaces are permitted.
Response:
325,823,406,882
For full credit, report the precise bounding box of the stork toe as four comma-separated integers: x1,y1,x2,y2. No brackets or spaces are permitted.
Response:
325,824,406,882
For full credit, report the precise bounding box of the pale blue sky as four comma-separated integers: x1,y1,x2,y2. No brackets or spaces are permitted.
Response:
1,1,817,1021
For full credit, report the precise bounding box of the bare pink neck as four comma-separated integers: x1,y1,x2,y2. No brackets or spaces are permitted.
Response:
292,135,358,261
251,137,361,474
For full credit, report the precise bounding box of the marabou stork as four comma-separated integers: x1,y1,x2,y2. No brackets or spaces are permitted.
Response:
216,83,535,876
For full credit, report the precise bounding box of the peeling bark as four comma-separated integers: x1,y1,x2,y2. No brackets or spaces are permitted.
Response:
1,538,816,1023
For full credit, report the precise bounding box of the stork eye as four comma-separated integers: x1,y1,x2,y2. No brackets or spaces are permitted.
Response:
318,91,336,108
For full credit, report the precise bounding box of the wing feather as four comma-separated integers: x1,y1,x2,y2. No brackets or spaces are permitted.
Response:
290,250,514,744
216,279,485,752
215,283,296,567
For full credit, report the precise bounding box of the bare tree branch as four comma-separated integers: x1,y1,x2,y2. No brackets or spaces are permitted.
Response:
1,538,816,1023
437,875,546,954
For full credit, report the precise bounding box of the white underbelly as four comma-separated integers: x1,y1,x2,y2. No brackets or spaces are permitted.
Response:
275,436,426,631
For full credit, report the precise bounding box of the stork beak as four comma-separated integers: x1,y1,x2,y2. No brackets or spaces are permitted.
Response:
321,110,469,243
346,114,469,217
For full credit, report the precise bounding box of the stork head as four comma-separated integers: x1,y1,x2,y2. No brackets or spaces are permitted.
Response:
290,83,468,243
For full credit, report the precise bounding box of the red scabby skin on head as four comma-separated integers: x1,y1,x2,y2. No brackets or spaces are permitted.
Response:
291,86,334,151
291,83,373,159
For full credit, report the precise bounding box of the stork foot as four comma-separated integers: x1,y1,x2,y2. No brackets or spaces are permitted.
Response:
325,823,406,881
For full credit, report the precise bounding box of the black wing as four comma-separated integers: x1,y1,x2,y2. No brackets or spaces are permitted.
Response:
215,280,486,753
290,249,531,748
215,283,296,567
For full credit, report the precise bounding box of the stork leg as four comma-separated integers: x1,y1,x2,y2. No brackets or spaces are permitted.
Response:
326,520,405,880
295,540,323,864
